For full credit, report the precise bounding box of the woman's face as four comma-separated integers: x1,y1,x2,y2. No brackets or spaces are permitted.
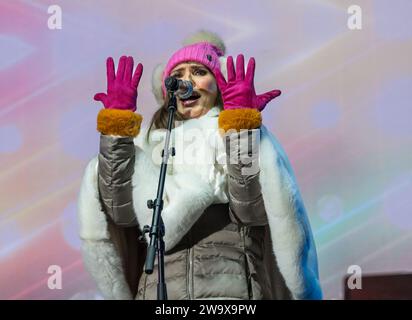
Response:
170,62,218,119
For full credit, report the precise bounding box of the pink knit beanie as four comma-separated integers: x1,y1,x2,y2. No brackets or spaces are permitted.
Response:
162,42,224,96
152,30,227,106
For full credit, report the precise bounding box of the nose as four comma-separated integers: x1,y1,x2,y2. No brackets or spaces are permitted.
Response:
181,71,195,86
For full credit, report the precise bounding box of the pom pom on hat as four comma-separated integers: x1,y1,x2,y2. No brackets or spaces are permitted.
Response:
182,30,226,56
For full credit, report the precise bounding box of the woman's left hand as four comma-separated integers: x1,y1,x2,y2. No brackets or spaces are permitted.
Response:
215,54,281,111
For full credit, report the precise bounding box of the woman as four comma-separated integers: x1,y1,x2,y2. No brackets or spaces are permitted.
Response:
77,31,322,300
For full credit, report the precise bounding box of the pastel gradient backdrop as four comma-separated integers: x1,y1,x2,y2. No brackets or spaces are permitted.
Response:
1,0,411,299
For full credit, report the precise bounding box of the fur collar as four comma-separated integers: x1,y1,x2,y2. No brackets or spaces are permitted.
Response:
78,108,322,299
133,107,229,250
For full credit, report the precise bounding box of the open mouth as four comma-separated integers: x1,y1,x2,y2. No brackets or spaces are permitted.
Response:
180,92,201,107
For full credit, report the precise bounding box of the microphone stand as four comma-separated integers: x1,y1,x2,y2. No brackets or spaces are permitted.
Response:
143,91,177,301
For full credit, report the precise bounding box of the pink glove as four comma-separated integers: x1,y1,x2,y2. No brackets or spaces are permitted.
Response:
214,54,281,111
94,56,143,112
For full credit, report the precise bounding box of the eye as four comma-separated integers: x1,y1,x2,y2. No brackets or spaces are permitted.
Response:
171,72,182,78
193,69,207,76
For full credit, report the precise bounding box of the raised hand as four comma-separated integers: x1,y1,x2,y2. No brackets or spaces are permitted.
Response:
94,56,143,112
214,54,281,111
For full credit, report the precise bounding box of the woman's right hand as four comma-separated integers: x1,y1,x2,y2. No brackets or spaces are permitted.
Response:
94,56,143,112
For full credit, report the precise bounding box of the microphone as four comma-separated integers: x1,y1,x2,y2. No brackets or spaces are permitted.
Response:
164,76,193,99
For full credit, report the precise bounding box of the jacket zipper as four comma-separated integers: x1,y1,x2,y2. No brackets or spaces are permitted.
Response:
186,228,194,300
241,227,253,299
188,246,193,299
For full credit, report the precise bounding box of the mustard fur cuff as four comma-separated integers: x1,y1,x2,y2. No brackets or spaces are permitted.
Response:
218,108,262,133
97,109,142,137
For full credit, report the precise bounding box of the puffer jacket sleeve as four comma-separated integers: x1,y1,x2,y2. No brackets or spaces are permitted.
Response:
97,134,148,297
98,135,137,226
78,109,144,299
225,129,268,226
